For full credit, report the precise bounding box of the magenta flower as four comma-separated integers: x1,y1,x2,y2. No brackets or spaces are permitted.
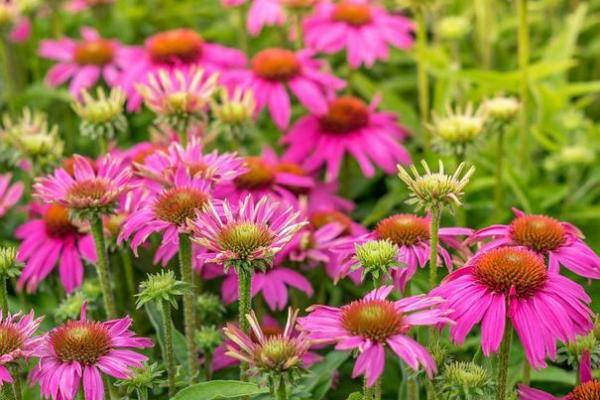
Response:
119,168,212,266
34,155,131,216
0,311,43,384
39,27,130,96
30,307,152,400
227,48,345,129
135,137,246,187
16,203,97,293
299,286,450,387
66,0,114,12
0,173,23,218
283,95,411,181
119,29,246,110
215,148,313,205
304,0,414,68
518,351,597,399
190,194,305,268
467,208,600,279
432,246,593,368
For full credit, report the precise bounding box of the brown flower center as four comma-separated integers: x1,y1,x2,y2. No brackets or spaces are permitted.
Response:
147,29,204,64
510,215,567,252
217,222,274,259
309,210,353,234
153,187,210,226
319,96,370,134
44,204,79,238
252,48,301,82
67,179,108,203
376,214,429,246
276,162,306,177
74,39,115,66
234,157,276,190
341,299,404,342
0,325,23,356
333,2,373,26
473,247,547,298
258,337,301,370
51,321,112,365
571,380,600,400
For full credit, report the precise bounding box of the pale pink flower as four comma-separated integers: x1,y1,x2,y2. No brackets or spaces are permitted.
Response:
0,311,43,384
299,286,451,387
0,173,23,218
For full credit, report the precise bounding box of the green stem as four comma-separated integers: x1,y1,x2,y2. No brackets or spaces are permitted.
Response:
119,248,136,308
517,0,530,170
374,378,382,400
90,217,117,319
363,377,373,400
205,350,213,381
415,8,430,150
495,126,505,216
1,384,15,400
428,207,441,289
238,267,252,381
495,319,513,400
407,379,418,400
135,388,148,400
237,5,249,55
275,379,288,400
178,234,199,382
0,277,8,314
161,301,177,397
522,360,531,385
0,36,16,112
12,372,21,400
475,0,493,68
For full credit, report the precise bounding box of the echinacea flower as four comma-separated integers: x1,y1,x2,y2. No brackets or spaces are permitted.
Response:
228,48,344,129
0,0,31,43
467,208,600,279
518,351,597,399
215,148,313,205
211,87,256,141
16,203,97,293
136,67,219,134
190,194,305,271
39,27,130,96
430,104,486,155
119,29,246,111
283,95,411,181
303,0,414,68
34,155,131,219
0,173,23,218
0,311,43,384
67,0,114,12
119,167,212,267
482,96,520,122
224,308,311,383
30,306,152,400
299,286,451,387
71,87,127,141
432,246,593,368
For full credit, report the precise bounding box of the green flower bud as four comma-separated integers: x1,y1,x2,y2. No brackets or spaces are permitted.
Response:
195,325,222,353
115,363,164,396
196,293,226,323
211,87,256,142
136,270,188,309
437,16,470,41
0,244,20,279
439,361,494,399
482,96,520,122
54,292,88,322
430,105,486,155
354,240,399,282
72,87,127,141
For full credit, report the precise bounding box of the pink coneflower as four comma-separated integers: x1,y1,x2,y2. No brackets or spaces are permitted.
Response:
34,155,130,217
228,48,344,129
0,173,23,218
215,148,313,205
67,0,114,12
120,29,246,110
519,351,596,399
30,306,152,400
283,95,411,181
0,311,43,384
299,286,450,387
39,27,130,96
303,0,414,68
467,208,600,279
16,203,97,293
119,168,212,266
221,266,313,310
190,194,305,268
135,137,246,187
432,246,593,368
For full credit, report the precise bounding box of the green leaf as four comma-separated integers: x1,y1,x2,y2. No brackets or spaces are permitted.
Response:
299,351,350,400
171,380,269,400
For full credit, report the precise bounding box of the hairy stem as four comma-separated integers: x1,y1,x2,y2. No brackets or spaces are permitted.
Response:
495,319,513,400
90,217,117,319
238,267,252,381
276,379,288,400
517,0,530,170
428,207,442,289
0,277,8,314
161,301,177,397
119,248,136,313
178,234,199,382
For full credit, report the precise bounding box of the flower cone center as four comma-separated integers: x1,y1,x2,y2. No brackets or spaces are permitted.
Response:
154,187,209,226
376,214,429,246
252,48,301,82
333,2,373,26
341,299,404,342
147,29,204,64
258,336,300,369
74,39,115,66
44,204,79,238
0,325,23,356
234,157,276,190
309,210,353,234
319,96,369,134
510,215,566,252
67,179,108,202
51,321,111,365
217,222,273,259
571,380,600,400
473,247,547,298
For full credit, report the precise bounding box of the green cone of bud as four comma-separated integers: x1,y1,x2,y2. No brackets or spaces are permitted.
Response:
136,270,188,309
439,361,494,399
430,104,486,155
54,291,88,322
0,245,20,279
354,240,399,282
482,96,520,122
195,325,222,353
115,363,164,396
211,87,256,143
72,87,127,141
197,293,226,323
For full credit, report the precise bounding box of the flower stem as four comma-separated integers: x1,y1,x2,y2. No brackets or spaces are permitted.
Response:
135,388,148,400
407,379,418,400
415,8,430,150
517,0,530,170
474,0,493,68
178,234,199,382
90,217,117,319
494,126,505,216
428,207,441,289
276,379,288,400
119,248,136,312
374,378,382,400
495,319,513,400
237,5,249,55
0,276,9,314
522,360,531,385
363,377,374,400
237,267,252,381
0,36,16,112
161,301,177,397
